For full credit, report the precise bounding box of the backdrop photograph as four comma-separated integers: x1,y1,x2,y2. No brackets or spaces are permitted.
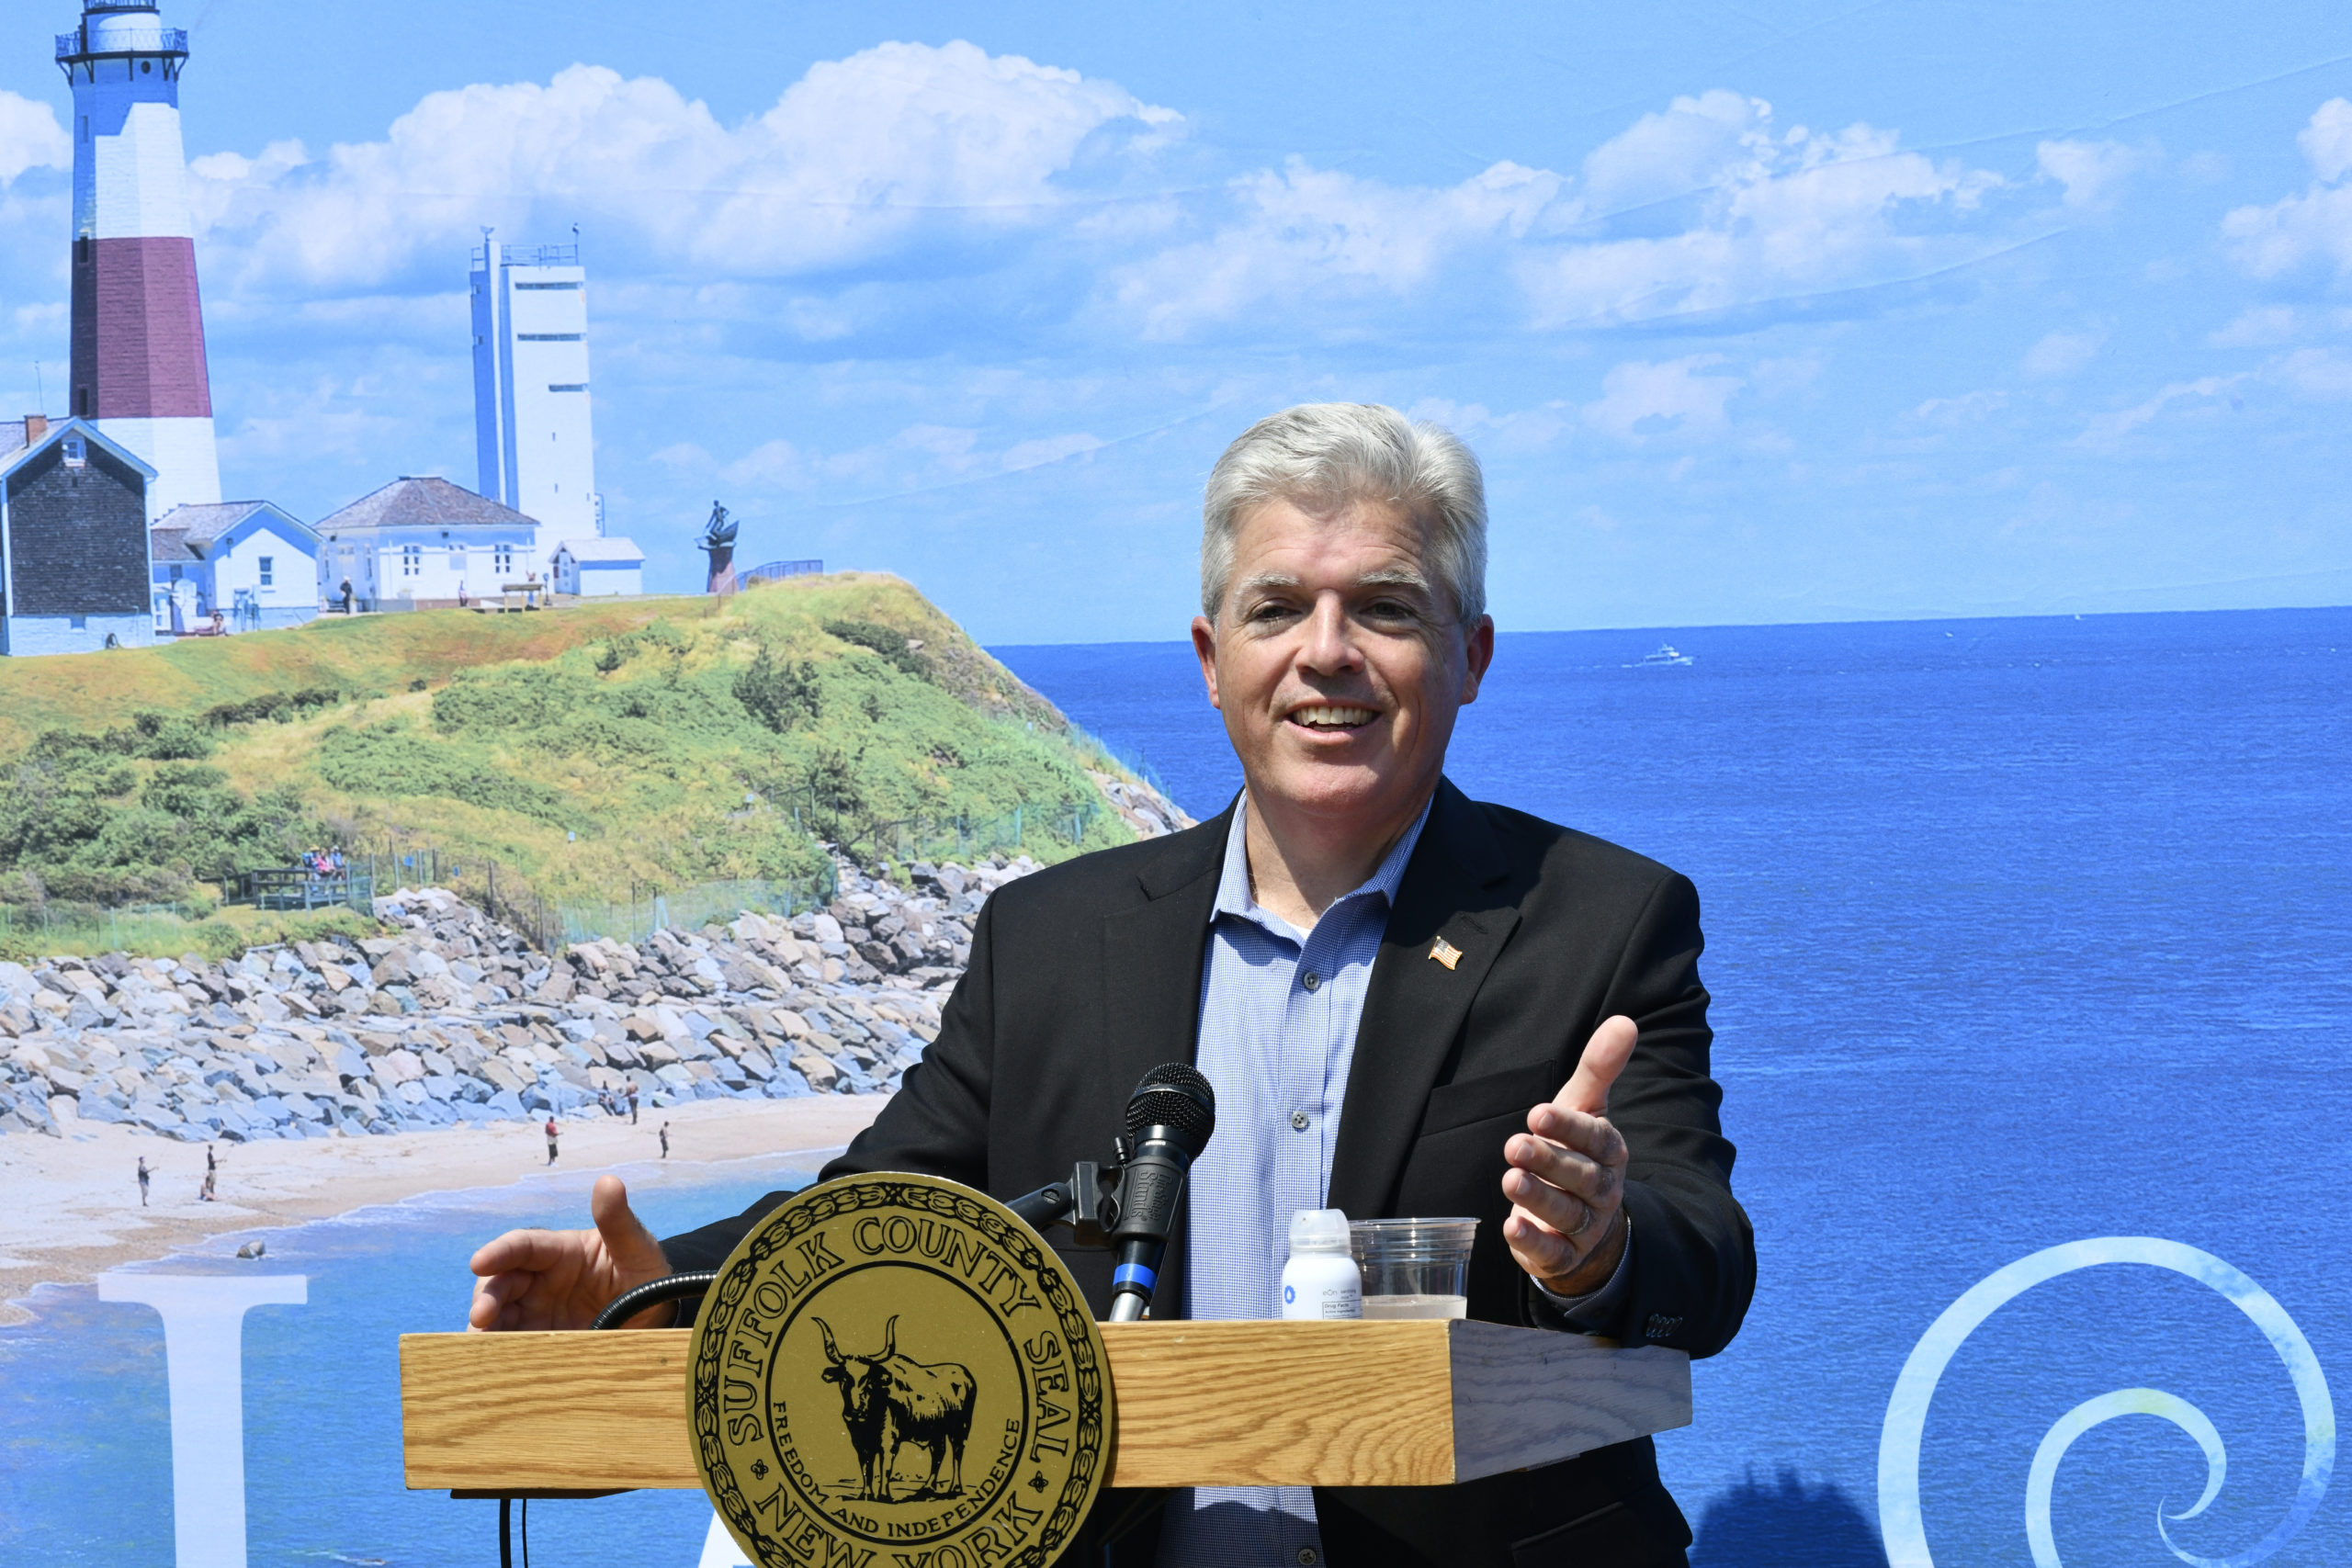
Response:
0,3,2347,1566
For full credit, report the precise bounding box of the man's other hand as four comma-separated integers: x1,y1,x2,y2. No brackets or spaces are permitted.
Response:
1502,1015,1634,1298
468,1174,673,1331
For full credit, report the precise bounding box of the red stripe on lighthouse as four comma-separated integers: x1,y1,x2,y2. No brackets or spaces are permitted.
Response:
68,236,213,420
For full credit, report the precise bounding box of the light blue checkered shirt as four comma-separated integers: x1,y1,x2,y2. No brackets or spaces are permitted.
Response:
1155,795,1431,1568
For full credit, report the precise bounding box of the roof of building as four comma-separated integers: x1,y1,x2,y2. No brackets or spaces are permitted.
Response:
0,416,156,481
314,475,538,536
557,536,646,563
148,501,316,561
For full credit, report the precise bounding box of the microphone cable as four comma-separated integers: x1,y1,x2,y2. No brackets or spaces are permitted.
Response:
496,1272,720,1561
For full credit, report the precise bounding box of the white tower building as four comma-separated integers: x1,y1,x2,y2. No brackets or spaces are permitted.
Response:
471,237,598,561
58,0,222,521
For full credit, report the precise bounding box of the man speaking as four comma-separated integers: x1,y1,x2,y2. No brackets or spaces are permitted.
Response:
469,403,1755,1566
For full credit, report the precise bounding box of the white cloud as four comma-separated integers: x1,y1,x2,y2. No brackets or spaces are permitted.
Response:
2300,98,2352,183
2021,330,2099,378
2221,98,2352,277
0,90,70,186
1105,90,2008,338
1520,100,2003,329
2075,340,2352,450
187,44,1180,288
2273,346,2352,398
2034,140,2151,210
2207,305,2306,347
1001,433,1102,470
1583,355,1743,442
1104,158,1563,341
2075,374,2244,450
1912,389,2007,425
1577,89,1773,213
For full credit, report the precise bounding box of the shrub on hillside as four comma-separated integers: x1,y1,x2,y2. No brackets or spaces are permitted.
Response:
431,668,605,735
315,723,572,826
0,740,312,905
200,687,343,729
733,646,823,734
824,618,928,677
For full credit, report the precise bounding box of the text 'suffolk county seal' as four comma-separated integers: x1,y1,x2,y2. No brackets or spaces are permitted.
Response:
690,1172,1111,1568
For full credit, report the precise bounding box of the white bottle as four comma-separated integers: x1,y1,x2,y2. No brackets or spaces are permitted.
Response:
1281,1208,1363,1321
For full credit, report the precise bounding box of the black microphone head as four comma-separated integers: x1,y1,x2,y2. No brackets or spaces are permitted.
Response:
1126,1063,1215,1157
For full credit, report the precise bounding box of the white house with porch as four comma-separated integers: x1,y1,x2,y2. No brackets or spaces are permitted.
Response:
150,501,320,633
313,476,543,610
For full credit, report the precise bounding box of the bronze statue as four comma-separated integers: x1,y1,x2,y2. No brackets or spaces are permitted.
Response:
699,501,739,594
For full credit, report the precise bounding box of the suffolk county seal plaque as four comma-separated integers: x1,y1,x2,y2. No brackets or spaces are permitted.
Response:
689,1171,1111,1568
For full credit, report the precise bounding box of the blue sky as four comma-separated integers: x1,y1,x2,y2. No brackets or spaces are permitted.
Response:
4,0,2350,641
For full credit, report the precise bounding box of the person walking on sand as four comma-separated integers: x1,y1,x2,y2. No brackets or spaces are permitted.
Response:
659,1122,670,1159
200,1144,218,1201
628,1081,639,1125
137,1156,151,1207
545,1115,560,1166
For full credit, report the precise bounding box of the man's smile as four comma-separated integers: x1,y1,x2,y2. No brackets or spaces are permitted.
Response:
1285,702,1380,732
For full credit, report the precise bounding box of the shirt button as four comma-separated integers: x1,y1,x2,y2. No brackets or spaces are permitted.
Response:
1290,1110,1309,1132
1298,1550,1320,1566
1301,971,1321,991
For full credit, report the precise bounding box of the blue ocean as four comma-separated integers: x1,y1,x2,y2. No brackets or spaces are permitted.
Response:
5,606,2347,1567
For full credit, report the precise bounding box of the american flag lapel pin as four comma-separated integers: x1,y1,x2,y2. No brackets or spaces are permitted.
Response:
1428,936,1463,970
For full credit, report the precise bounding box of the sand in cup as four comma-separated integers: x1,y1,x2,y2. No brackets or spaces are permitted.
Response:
1349,1217,1478,1320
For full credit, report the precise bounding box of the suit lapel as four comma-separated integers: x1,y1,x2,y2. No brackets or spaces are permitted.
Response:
1099,803,1228,1318
1328,779,1521,1220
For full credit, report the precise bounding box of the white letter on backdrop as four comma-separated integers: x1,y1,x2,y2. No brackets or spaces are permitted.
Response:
98,1272,309,1568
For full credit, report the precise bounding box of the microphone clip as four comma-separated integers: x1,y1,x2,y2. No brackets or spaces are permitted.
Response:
1004,1156,1137,1250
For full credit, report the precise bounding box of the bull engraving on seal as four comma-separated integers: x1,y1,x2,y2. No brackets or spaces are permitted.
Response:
812,1314,978,1502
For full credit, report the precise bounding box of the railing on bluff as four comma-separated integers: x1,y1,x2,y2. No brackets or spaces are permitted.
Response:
739,558,824,587
233,868,377,914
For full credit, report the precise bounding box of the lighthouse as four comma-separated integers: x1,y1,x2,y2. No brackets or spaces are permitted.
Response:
56,0,220,520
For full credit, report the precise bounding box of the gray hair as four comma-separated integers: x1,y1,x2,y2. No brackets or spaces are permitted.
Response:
1200,402,1487,626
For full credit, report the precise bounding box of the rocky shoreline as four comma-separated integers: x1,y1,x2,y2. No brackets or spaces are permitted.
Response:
0,855,1037,1143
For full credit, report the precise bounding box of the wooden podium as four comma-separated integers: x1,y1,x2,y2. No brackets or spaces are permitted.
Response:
401,1319,1690,1494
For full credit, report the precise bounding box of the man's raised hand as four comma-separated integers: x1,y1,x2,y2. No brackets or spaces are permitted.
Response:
1501,1014,1635,1298
468,1174,674,1331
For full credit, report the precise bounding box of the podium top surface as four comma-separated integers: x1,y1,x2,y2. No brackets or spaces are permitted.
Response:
401,1318,1690,1493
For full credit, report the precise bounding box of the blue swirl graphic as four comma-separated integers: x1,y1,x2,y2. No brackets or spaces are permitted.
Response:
1877,1237,2334,1568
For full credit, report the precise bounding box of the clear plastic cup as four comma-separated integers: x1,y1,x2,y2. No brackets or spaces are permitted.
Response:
1349,1217,1478,1320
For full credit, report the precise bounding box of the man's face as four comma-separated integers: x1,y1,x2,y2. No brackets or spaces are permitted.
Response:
1193,495,1493,836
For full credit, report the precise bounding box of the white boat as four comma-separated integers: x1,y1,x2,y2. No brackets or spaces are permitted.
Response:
1630,644,1694,668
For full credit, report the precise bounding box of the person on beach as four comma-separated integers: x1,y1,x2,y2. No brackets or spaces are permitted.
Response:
628,1082,639,1124
659,1122,670,1159
545,1115,560,1166
137,1156,151,1207
467,403,1754,1566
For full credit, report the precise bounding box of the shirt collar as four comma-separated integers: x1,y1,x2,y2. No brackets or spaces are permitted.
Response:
1210,789,1437,941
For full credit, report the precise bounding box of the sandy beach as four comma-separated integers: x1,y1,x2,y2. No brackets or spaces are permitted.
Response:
0,1093,888,1326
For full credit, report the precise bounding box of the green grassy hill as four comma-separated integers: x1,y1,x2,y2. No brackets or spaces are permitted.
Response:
0,575,1150,943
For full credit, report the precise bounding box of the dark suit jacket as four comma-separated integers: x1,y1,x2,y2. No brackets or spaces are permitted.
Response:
662,777,1755,1567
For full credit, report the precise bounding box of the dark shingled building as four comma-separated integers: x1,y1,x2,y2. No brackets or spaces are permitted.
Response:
2,415,157,656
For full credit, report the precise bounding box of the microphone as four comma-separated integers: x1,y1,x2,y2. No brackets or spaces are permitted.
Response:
1107,1063,1216,1322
